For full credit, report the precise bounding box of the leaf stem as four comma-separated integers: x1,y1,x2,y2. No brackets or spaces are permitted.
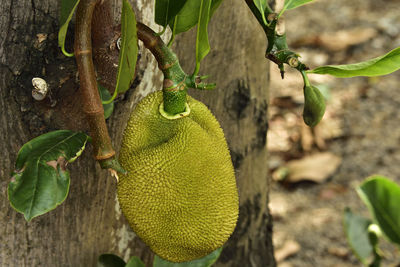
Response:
301,70,311,87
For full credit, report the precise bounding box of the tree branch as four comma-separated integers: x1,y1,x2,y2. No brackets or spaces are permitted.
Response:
74,0,123,172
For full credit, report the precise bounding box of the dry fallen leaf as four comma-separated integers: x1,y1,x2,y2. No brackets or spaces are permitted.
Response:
278,262,294,267
318,183,348,200
327,246,350,259
292,27,377,52
275,240,301,263
276,152,342,183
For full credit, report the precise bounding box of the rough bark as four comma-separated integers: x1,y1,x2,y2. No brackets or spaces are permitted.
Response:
0,0,274,266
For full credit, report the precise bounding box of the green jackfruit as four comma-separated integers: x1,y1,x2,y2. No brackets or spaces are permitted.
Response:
303,85,326,127
118,91,239,262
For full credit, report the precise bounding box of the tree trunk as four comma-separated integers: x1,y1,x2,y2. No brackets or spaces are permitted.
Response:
0,0,274,266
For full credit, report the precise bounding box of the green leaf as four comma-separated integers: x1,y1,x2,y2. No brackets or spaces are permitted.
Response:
8,130,90,221
303,85,326,127
343,208,374,265
117,0,138,93
210,0,223,16
284,0,315,10
98,84,114,119
58,0,80,57
193,0,212,75
155,0,188,27
169,0,221,35
357,175,400,246
307,47,400,78
97,254,126,267
125,256,145,267
153,248,222,267
253,0,268,25
106,0,138,104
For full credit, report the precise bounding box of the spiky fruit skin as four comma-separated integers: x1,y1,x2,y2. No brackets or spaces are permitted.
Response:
118,91,239,262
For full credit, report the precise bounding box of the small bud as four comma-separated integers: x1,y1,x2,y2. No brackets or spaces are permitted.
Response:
267,13,277,22
32,77,48,101
288,57,299,68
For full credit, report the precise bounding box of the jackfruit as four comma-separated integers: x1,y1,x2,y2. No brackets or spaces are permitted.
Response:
118,90,239,262
303,85,326,127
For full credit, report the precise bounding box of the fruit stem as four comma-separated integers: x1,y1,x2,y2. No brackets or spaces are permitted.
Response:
136,23,216,115
137,23,187,115
75,0,122,172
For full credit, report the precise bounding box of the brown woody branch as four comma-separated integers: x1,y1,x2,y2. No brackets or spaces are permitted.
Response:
74,0,116,166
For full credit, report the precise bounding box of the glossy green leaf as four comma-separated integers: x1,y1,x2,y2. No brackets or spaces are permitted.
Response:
58,0,80,57
106,0,138,104
357,175,400,246
193,0,212,75
97,254,126,267
308,47,400,77
284,0,315,10
117,0,138,93
125,256,145,267
343,208,374,265
253,0,268,25
98,85,114,119
303,85,326,127
210,0,223,16
153,248,222,267
155,0,188,27
169,0,222,35
8,130,90,221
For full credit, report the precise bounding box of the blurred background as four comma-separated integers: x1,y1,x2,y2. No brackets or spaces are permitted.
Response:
268,0,400,266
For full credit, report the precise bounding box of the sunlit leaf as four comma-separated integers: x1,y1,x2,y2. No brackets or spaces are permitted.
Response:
58,0,80,57
253,0,268,25
153,248,222,267
357,175,400,246
308,47,400,77
8,130,90,221
194,0,212,75
284,0,315,10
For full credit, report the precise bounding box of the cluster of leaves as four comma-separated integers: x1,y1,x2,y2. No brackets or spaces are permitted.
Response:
7,0,400,265
9,1,225,265
154,0,222,75
344,176,400,266
98,248,222,267
251,0,400,127
9,0,226,222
